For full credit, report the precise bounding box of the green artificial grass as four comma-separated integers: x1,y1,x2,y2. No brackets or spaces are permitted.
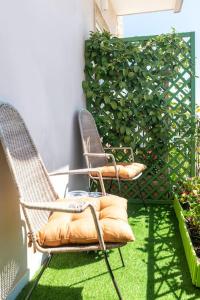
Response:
17,204,200,300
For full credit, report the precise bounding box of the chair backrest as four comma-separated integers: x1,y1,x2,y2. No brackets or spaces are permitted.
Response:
79,109,108,168
0,103,58,232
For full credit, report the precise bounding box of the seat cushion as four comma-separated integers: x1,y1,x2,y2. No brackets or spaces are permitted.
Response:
91,162,147,179
36,195,135,247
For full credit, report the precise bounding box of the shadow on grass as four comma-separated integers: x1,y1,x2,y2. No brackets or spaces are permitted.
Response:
17,203,200,300
49,250,103,270
129,204,200,300
17,251,123,300
17,284,83,300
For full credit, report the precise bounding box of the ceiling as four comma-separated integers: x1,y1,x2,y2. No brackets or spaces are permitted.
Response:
109,0,183,16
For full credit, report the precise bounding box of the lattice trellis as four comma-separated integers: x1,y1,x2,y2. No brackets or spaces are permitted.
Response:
85,32,196,203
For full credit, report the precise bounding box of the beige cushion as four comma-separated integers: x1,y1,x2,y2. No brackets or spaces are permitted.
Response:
91,162,146,179
37,195,135,247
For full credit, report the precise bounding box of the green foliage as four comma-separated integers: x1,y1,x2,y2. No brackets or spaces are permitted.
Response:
174,177,200,233
83,31,193,170
83,31,196,201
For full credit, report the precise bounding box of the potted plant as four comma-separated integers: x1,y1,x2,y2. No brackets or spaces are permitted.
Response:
173,177,200,287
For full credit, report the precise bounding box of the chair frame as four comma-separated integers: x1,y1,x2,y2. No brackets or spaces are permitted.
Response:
79,109,145,205
22,169,125,300
0,103,126,300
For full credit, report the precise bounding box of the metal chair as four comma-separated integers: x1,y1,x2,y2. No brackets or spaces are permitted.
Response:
0,102,128,300
79,109,147,204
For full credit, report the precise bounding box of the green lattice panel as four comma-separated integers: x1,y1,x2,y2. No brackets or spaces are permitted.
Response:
86,32,196,202
196,119,200,176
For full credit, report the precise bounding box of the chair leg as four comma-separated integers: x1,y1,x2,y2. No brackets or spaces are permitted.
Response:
103,251,123,300
64,183,68,198
108,179,113,193
89,179,95,192
136,180,147,208
25,254,53,300
117,179,121,195
118,248,125,267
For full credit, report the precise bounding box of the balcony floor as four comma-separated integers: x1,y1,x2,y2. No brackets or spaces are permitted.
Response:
17,204,200,300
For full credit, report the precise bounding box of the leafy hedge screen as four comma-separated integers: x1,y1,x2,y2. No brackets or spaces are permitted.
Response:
83,31,195,201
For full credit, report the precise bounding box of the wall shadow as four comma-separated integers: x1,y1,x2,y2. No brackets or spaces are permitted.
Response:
0,142,28,299
67,110,89,192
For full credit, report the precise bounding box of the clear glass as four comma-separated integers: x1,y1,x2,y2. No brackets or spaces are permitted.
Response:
67,191,105,198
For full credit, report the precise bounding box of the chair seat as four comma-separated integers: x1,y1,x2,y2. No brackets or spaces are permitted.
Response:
91,162,147,179
37,195,135,247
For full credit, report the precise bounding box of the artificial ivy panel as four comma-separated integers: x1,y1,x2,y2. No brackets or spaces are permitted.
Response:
83,31,195,202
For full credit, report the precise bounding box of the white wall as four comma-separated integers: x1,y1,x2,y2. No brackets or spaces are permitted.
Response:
0,0,94,176
0,0,94,298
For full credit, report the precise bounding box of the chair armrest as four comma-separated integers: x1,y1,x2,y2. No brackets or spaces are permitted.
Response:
49,168,106,195
84,153,107,158
84,153,119,179
20,200,90,213
21,200,106,250
49,168,101,176
104,147,134,162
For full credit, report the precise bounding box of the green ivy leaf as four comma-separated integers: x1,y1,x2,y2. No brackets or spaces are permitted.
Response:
134,65,139,73
128,72,134,78
126,128,132,136
120,126,126,134
86,91,93,98
82,81,88,91
124,135,131,143
104,96,110,104
120,99,125,107
119,82,127,89
110,101,117,110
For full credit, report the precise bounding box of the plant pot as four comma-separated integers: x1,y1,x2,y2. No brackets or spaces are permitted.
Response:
173,199,200,287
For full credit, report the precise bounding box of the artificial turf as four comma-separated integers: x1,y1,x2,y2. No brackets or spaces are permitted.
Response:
17,204,200,300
